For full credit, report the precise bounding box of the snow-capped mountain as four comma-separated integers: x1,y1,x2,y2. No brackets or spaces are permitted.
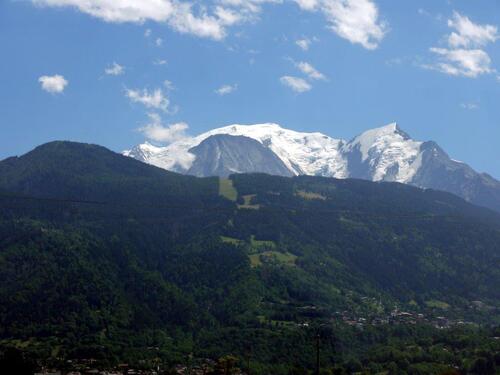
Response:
124,123,347,177
124,122,500,212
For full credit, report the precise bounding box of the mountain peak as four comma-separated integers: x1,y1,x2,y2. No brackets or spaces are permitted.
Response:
356,122,410,139
349,123,413,157
123,141,164,160
211,123,285,136
377,121,398,132
122,122,500,213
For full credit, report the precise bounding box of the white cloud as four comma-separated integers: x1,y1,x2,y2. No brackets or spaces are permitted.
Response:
424,11,498,79
38,74,68,94
155,37,163,46
33,0,226,39
447,11,498,48
105,62,125,76
417,8,442,21
125,88,170,111
33,0,175,23
153,59,168,65
163,80,175,90
385,57,403,66
295,0,387,50
295,36,318,51
428,48,493,78
417,8,428,16
296,61,326,80
215,84,238,95
295,0,318,11
280,75,312,93
32,0,386,47
217,0,282,21
214,5,245,25
138,113,189,143
296,38,311,51
460,101,479,110
169,3,228,39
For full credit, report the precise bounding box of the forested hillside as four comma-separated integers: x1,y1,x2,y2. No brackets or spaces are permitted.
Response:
0,142,499,374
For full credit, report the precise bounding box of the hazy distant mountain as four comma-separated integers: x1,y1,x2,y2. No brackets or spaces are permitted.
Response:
125,123,500,212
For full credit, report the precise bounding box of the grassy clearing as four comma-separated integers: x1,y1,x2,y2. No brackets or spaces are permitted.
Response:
219,178,237,201
238,194,260,210
249,251,297,267
1,338,34,349
221,234,276,252
51,345,61,357
220,236,244,245
250,235,276,249
295,190,327,200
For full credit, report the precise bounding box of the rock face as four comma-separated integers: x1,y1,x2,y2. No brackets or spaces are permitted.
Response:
410,141,500,212
124,123,500,213
186,134,294,178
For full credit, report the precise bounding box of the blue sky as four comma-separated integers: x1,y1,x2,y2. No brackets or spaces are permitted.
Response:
1,0,499,177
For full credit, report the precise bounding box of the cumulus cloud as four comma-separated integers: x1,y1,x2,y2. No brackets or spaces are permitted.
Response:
447,11,498,48
296,38,311,51
428,48,493,78
33,0,175,23
105,62,125,76
125,88,170,111
280,75,312,93
38,74,68,94
138,113,189,143
295,0,387,50
32,0,386,47
296,61,326,80
425,11,498,78
214,5,245,25
33,0,225,39
155,37,163,46
215,84,238,95
295,0,318,11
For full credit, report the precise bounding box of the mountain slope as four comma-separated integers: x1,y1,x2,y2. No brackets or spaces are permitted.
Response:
1,142,500,372
2,142,500,306
0,141,220,204
187,134,294,178
411,141,500,211
342,123,423,182
124,123,348,177
125,123,500,212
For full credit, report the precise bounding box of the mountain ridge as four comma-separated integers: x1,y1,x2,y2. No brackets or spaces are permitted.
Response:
125,123,500,212
1,141,500,373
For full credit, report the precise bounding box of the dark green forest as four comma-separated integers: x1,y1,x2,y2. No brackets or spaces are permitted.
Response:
0,141,499,374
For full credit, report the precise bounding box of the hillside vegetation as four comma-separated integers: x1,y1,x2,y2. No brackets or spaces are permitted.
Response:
0,141,499,374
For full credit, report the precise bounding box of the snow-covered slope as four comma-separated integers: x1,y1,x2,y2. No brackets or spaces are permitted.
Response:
124,122,500,212
124,122,427,183
342,123,423,183
124,123,348,178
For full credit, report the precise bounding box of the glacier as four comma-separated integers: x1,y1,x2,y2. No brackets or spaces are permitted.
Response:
124,122,424,184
